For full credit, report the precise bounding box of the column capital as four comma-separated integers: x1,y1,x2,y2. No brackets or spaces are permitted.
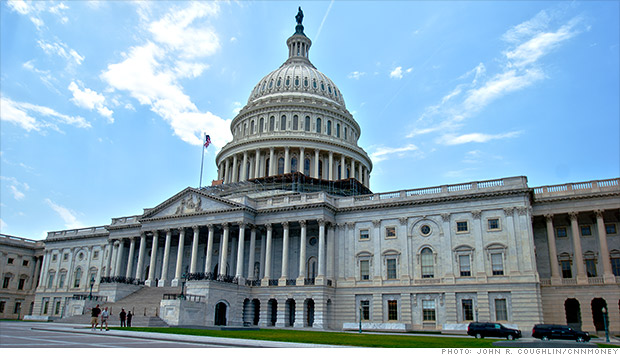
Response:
151,230,159,237
504,207,515,216
471,210,482,219
544,214,554,222
207,224,214,231
299,220,306,227
282,221,289,228
399,217,408,226
165,229,172,235
266,223,272,232
595,209,605,219
318,219,326,227
372,219,381,227
569,212,579,221
179,228,186,236
113,240,120,247
269,147,274,153
346,222,355,229
191,224,199,230
441,213,450,222
222,222,230,229
237,222,246,228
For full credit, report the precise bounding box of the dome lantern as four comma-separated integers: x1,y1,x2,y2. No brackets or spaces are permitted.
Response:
286,7,312,64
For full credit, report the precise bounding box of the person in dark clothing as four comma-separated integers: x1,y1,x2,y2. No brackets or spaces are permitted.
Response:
119,308,126,327
90,304,101,330
126,311,133,327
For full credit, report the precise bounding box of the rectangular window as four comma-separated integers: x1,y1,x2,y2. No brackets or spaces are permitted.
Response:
456,221,469,233
387,300,398,321
495,299,508,321
22,259,29,266
556,227,567,238
360,300,370,320
13,302,21,314
47,273,55,288
43,300,49,314
18,278,25,290
387,259,397,280
58,273,66,288
611,258,620,277
360,260,370,280
359,229,369,240
54,301,61,315
93,251,99,259
385,226,396,239
422,300,436,321
63,253,68,261
491,253,504,276
585,259,597,277
2,277,9,289
52,254,57,262
304,116,310,131
7,258,14,264
488,218,500,231
606,224,617,235
561,260,572,278
459,255,471,277
421,251,434,278
0,301,5,313
580,225,592,236
462,299,474,321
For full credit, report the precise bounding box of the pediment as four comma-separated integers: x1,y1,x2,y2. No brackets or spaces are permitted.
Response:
142,188,241,219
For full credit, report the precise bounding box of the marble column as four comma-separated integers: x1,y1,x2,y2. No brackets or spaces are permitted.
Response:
247,227,257,279
313,149,320,178
235,223,246,280
259,229,266,279
317,220,326,280
159,229,172,286
596,210,615,283
297,220,307,282
279,222,290,284
269,148,275,176
172,228,185,287
569,212,586,283
205,225,215,275
351,159,356,180
224,158,231,184
254,149,261,179
114,240,124,277
241,151,248,181
125,237,136,279
262,224,273,285
146,231,159,287
135,233,147,280
104,242,113,277
190,225,200,273
284,147,291,174
33,255,42,288
232,155,239,183
340,155,345,179
328,151,334,180
545,215,561,281
358,164,363,184
299,147,305,173
219,224,230,276
37,251,50,289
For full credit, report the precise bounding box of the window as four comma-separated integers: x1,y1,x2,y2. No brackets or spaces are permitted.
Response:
2,277,9,288
556,227,567,238
43,300,49,314
304,116,310,131
293,115,298,130
420,225,431,236
580,225,592,237
488,218,500,231
387,300,398,321
304,158,310,175
459,255,471,277
47,272,55,288
269,116,275,131
22,260,29,266
278,157,284,175
93,251,99,259
456,221,469,233
54,301,61,315
7,258,14,264
421,248,434,278
561,260,572,278
462,299,474,321
386,259,397,280
336,123,340,138
259,117,264,133
58,272,66,288
73,268,82,288
280,115,286,130
52,254,57,262
360,300,370,320
327,120,332,135
422,300,436,321
385,226,396,239
291,157,298,173
13,301,21,314
606,224,617,235
359,229,369,240
251,120,255,134
18,278,25,290
344,127,347,139
63,253,68,261
611,255,620,277
360,260,370,280
0,301,5,313
585,259,597,277
316,118,321,133
495,299,508,321
491,253,504,275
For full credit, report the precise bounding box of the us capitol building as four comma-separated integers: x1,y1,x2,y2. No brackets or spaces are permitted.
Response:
1,10,619,335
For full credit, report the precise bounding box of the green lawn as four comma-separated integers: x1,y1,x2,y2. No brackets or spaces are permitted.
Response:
113,327,498,347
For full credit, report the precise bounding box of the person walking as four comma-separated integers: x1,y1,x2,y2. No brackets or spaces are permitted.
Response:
90,304,101,331
127,311,132,327
119,308,126,327
100,307,109,331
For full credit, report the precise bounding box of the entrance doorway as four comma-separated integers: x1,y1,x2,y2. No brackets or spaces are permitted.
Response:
214,302,227,326
306,299,314,327
564,298,582,330
591,298,607,331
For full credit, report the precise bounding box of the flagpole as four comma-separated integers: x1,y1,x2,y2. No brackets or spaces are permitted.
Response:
199,135,206,189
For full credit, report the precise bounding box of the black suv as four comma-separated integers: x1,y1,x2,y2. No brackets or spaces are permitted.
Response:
467,322,522,340
532,324,590,342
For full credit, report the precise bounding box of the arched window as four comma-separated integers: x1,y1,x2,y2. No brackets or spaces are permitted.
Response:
293,115,299,130
280,115,286,130
265,158,270,176
278,157,284,175
421,248,434,278
73,267,82,288
304,116,310,131
269,116,275,131
259,117,264,133
304,158,310,175
243,123,247,136
307,257,317,279
344,126,348,139
336,123,341,138
251,120,255,134
327,120,332,135
316,118,321,133
291,157,298,173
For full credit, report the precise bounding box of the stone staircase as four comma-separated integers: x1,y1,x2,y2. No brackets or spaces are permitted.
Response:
56,286,182,327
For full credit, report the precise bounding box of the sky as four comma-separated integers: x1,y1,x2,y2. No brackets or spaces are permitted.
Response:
1,1,618,240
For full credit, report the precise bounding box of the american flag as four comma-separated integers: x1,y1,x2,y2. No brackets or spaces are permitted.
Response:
204,134,211,149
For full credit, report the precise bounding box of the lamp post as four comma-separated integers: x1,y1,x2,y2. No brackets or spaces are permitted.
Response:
89,276,95,300
475,307,479,322
180,272,187,299
602,307,609,343
359,306,362,334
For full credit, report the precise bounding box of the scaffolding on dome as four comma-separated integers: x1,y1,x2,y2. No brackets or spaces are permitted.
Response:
204,172,372,197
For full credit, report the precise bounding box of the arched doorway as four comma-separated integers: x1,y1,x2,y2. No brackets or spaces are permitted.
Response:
242,298,251,326
306,299,314,327
286,299,295,327
326,299,332,329
268,299,277,326
591,298,607,331
565,298,582,330
252,299,260,325
214,302,227,326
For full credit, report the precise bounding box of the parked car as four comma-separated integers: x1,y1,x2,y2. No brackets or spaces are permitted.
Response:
467,322,522,340
532,324,590,342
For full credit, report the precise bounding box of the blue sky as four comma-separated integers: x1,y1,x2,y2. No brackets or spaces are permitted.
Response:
1,1,618,240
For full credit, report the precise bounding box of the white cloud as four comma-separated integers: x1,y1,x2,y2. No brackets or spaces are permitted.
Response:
45,198,82,229
37,40,84,65
7,0,71,28
348,71,365,80
232,102,242,116
1,176,30,201
68,81,114,123
370,144,418,163
0,218,7,232
1,96,90,132
314,0,335,42
389,66,413,79
439,131,522,145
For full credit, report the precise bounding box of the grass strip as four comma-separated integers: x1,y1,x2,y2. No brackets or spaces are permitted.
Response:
111,327,497,348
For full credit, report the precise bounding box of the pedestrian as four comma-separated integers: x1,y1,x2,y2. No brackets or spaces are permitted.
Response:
100,306,109,331
90,304,101,331
119,308,126,327
127,311,132,327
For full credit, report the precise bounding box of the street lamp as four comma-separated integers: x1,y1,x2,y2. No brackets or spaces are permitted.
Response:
180,272,187,299
89,276,95,300
602,307,609,343
359,306,362,334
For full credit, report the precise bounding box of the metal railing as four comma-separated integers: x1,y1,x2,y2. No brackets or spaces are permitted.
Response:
268,279,279,286
286,279,297,286
304,278,315,285
72,294,108,302
100,276,144,285
245,279,261,287
163,294,205,303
